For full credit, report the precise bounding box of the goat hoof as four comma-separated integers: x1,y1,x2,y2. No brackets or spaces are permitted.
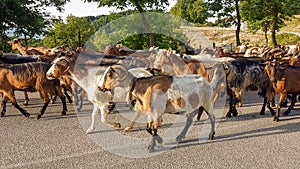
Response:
36,114,42,119
23,101,29,105
237,102,242,107
61,111,67,116
24,113,30,118
225,113,232,118
113,123,121,128
86,127,94,134
260,111,265,115
124,127,132,132
232,112,238,117
1,112,5,117
273,116,279,122
175,135,184,142
208,131,215,140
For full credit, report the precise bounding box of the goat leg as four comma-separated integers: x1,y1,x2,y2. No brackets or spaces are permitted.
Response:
283,94,297,116
176,110,197,142
51,90,58,104
1,100,7,117
12,102,30,117
23,91,29,105
63,87,73,104
196,107,204,121
59,95,67,115
226,93,238,118
267,102,276,117
124,111,141,132
37,101,50,119
260,97,267,115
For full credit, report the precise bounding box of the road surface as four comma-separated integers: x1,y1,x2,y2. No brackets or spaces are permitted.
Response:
0,91,299,169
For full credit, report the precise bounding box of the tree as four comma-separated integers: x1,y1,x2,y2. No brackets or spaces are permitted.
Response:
84,0,169,47
170,0,210,24
207,0,242,46
43,16,95,48
89,11,188,51
240,0,300,47
0,0,69,51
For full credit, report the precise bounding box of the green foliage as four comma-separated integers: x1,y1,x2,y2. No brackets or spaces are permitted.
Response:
85,0,169,11
207,0,238,25
88,12,188,51
42,16,95,48
169,0,210,24
240,0,300,46
85,0,170,47
118,34,185,51
0,0,68,51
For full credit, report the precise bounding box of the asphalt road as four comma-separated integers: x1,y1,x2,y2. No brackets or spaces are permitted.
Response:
0,90,299,169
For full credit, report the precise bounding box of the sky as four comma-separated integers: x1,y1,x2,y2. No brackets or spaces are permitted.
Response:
47,0,177,20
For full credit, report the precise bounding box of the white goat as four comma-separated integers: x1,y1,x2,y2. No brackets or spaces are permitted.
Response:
46,56,154,133
98,63,224,152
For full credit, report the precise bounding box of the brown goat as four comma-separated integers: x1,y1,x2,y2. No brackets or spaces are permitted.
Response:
104,44,136,56
264,61,300,121
7,38,51,56
150,50,210,80
0,62,67,118
7,38,53,105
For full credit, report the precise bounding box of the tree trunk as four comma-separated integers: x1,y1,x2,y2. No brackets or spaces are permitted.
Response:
235,0,241,46
264,29,268,46
271,4,278,47
135,2,155,47
0,30,4,52
78,29,81,47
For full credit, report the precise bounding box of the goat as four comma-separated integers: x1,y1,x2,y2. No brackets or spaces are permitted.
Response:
46,55,157,133
150,50,210,80
0,62,67,118
149,50,227,108
235,44,249,53
264,61,300,121
223,58,275,118
0,53,40,105
7,38,51,56
104,44,136,56
98,63,224,152
215,47,244,58
5,42,74,104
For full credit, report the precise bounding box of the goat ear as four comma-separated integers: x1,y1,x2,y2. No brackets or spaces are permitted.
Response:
110,67,115,73
222,63,229,70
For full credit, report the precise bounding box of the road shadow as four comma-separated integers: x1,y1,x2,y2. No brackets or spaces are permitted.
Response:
170,117,300,151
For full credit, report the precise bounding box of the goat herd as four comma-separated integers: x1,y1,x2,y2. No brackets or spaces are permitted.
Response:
1,39,300,152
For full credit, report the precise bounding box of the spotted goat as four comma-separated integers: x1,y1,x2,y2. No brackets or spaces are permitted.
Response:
98,63,225,152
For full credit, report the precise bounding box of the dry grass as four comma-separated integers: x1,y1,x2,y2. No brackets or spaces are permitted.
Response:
281,15,300,32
